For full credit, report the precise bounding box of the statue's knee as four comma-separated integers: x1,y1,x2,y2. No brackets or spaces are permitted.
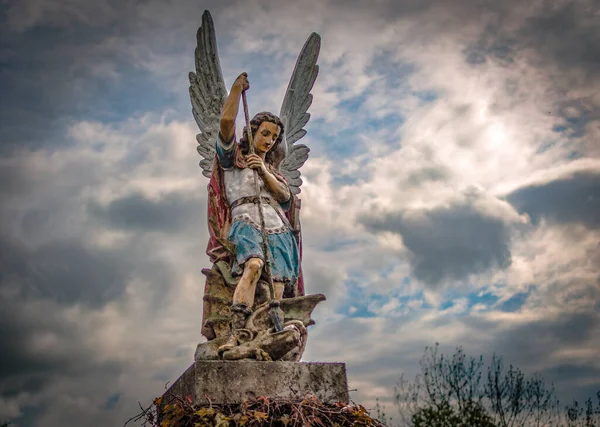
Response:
245,257,264,273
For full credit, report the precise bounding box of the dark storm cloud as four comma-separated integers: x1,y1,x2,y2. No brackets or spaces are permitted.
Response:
0,170,190,403
0,212,183,409
0,16,124,149
0,235,132,308
0,159,34,196
0,304,58,396
0,200,186,312
0,0,238,152
88,191,203,233
0,210,187,416
0,25,177,151
463,29,519,66
506,171,600,229
461,0,600,135
0,284,122,398
475,308,600,403
541,365,600,406
449,0,600,73
467,310,599,365
520,0,600,76
361,201,512,286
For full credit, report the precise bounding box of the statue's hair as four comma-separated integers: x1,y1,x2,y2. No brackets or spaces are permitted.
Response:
239,111,285,165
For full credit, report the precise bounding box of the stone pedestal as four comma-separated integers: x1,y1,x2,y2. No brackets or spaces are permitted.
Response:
162,361,349,405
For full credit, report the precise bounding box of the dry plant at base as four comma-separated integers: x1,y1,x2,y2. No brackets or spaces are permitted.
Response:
125,393,387,427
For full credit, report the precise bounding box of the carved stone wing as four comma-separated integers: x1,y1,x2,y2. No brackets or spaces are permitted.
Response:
276,33,321,195
189,10,228,178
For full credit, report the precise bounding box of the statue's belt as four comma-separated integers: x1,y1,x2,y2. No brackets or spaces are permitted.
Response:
230,196,295,232
230,195,273,210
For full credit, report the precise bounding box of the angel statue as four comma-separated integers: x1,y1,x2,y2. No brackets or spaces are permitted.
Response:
190,11,324,362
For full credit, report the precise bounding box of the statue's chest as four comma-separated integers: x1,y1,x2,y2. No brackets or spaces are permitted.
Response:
223,168,266,203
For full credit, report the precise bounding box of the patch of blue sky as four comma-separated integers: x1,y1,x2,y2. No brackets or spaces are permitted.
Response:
437,287,500,312
312,98,423,163
74,68,179,124
535,135,582,159
414,90,438,103
552,124,568,133
339,275,426,318
329,156,374,187
378,263,397,281
330,173,361,187
221,50,295,104
286,90,410,164
439,299,455,310
467,289,500,309
378,292,428,317
366,52,415,88
304,54,422,160
551,122,583,139
553,114,590,139
312,116,404,163
103,392,122,410
363,113,406,135
310,124,367,160
365,52,439,106
498,287,532,312
565,115,582,125
420,297,434,310
337,96,366,114
338,276,375,317
535,138,558,154
438,283,535,314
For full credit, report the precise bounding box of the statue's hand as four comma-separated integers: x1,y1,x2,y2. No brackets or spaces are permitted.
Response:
246,154,266,175
233,72,250,92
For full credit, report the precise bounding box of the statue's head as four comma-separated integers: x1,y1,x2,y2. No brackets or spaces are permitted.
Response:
239,111,285,165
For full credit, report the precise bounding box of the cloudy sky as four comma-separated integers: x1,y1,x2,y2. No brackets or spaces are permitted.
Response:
1,0,599,425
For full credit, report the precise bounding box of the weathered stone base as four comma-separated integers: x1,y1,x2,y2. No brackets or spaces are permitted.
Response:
162,361,349,405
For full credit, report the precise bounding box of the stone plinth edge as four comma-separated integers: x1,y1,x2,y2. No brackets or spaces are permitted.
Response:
162,361,349,405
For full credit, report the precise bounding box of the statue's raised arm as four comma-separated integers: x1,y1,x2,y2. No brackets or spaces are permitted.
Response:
190,10,323,363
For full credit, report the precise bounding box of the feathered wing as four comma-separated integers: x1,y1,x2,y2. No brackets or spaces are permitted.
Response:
189,10,228,178
277,33,321,195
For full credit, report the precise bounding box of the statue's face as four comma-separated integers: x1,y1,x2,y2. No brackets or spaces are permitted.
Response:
253,121,280,155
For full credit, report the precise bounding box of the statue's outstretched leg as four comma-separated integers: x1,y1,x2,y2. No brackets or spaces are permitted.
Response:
218,257,264,356
232,257,264,308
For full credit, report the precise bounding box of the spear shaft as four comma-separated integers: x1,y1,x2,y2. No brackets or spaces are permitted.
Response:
241,90,277,307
